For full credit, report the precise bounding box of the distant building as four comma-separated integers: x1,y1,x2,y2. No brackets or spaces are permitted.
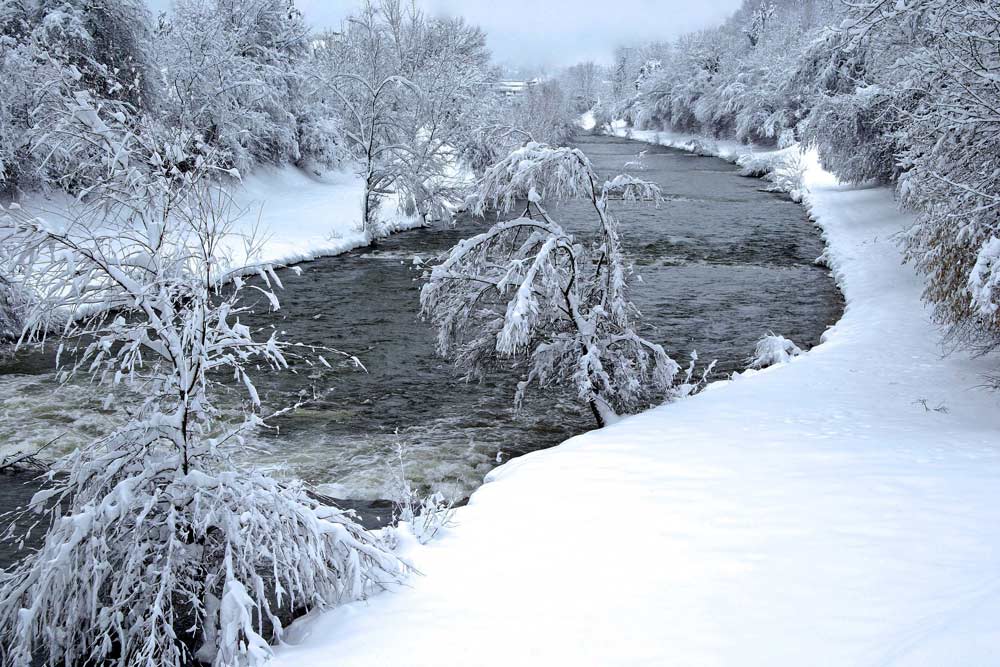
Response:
492,79,540,97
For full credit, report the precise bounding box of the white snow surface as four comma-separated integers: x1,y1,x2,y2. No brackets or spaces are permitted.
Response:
12,165,424,276
272,129,1000,665
224,166,424,269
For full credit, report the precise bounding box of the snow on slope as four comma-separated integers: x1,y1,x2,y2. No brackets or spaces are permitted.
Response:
11,165,424,276
271,132,1000,665
221,165,423,270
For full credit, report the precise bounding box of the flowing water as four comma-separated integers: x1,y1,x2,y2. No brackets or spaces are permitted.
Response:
0,134,843,538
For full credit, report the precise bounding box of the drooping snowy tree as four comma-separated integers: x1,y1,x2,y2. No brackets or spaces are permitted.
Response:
421,144,681,427
0,98,403,667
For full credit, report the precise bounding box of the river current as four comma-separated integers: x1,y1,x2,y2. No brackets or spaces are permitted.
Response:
0,134,843,532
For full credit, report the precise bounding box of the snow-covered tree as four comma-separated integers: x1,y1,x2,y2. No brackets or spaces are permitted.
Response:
0,0,155,192
562,61,603,112
844,0,1000,349
157,0,311,172
385,9,490,220
312,2,416,243
421,144,680,427
0,99,402,667
459,78,579,177
745,2,776,47
314,0,490,239
613,0,847,144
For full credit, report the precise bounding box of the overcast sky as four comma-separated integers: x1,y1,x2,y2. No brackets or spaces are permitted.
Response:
148,0,743,68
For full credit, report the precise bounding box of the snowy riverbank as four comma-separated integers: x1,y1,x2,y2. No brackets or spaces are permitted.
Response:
7,165,425,279
270,131,1000,665
226,166,425,268
0,166,424,463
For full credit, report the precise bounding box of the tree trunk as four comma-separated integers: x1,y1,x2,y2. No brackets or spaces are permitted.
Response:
588,399,605,428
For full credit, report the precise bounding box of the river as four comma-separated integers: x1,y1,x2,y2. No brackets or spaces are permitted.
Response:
0,134,843,538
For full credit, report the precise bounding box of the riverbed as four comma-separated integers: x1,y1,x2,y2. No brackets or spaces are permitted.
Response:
0,134,843,529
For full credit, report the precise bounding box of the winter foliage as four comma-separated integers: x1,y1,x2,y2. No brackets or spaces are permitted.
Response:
0,101,404,666
603,0,1000,352
421,144,680,427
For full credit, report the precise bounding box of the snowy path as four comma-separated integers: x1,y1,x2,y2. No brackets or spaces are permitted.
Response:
272,134,1000,665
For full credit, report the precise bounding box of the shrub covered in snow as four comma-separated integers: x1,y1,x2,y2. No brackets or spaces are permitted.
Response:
748,333,803,369
0,108,403,666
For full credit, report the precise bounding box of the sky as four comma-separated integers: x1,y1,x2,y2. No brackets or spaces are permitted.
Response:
147,0,744,69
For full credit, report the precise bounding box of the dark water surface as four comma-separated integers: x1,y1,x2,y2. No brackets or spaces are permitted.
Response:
0,134,843,538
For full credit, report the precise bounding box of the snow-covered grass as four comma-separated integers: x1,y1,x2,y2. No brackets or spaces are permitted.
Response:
270,129,1000,665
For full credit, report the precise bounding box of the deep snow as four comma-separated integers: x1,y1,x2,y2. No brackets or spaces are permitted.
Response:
270,130,1000,665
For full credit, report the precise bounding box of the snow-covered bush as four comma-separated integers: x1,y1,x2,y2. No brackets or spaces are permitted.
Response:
748,333,802,369
737,148,806,200
801,84,906,185
421,144,680,427
0,107,403,666
855,0,1000,349
767,149,807,201
736,152,773,178
687,138,720,157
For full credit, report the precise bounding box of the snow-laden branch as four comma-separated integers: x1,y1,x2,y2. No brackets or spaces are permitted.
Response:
423,144,678,427
0,98,402,667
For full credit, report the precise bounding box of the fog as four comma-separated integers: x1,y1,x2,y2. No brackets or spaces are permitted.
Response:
146,0,743,68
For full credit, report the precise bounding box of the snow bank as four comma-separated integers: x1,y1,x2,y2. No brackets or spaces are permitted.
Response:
221,166,424,270
11,166,424,278
272,129,1000,665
